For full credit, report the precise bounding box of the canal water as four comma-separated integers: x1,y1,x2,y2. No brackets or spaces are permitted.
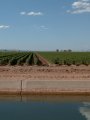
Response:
0,95,90,120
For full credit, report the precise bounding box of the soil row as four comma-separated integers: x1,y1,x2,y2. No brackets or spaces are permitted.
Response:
0,53,49,66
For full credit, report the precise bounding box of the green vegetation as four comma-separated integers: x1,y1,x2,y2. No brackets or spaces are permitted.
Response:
38,52,90,66
0,51,32,66
0,51,48,66
0,51,90,66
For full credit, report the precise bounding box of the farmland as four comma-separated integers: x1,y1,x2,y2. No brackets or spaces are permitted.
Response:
0,51,49,66
38,51,90,65
0,51,90,66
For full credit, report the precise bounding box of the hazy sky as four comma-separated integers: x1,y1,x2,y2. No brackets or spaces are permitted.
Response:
0,0,90,51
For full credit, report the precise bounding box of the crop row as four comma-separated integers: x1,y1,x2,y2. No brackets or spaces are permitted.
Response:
0,51,90,66
0,52,29,65
38,52,90,66
0,52,47,66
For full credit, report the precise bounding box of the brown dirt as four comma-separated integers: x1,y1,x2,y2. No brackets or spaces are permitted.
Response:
35,53,50,66
0,65,90,81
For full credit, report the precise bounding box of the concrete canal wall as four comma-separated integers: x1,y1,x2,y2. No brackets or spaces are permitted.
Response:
0,80,90,94
0,80,21,94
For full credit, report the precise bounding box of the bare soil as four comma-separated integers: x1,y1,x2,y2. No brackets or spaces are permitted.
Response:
0,65,90,81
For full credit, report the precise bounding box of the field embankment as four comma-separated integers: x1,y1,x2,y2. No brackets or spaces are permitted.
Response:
0,65,90,94
0,51,90,94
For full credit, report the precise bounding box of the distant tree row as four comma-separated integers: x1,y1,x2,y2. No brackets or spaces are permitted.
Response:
56,49,72,52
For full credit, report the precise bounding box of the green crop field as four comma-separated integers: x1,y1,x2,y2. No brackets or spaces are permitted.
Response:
0,51,47,66
0,51,90,66
38,52,90,65
0,51,32,66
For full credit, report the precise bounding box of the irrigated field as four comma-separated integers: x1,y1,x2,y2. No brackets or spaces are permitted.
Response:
0,51,90,66
38,52,90,65
0,51,49,66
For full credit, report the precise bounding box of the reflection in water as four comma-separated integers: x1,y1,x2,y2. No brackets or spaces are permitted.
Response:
0,95,90,102
80,102,90,120
0,95,90,120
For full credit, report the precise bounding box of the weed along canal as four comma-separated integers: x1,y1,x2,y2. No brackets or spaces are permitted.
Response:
0,95,89,120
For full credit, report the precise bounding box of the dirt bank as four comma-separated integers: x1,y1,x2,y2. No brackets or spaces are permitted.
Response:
0,65,90,81
0,65,90,94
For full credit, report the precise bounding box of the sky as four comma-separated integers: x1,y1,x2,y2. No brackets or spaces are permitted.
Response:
0,0,90,51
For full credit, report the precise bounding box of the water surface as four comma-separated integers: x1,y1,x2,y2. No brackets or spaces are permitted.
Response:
0,95,90,120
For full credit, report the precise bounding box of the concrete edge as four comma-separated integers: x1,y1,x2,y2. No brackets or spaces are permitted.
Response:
0,80,90,95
